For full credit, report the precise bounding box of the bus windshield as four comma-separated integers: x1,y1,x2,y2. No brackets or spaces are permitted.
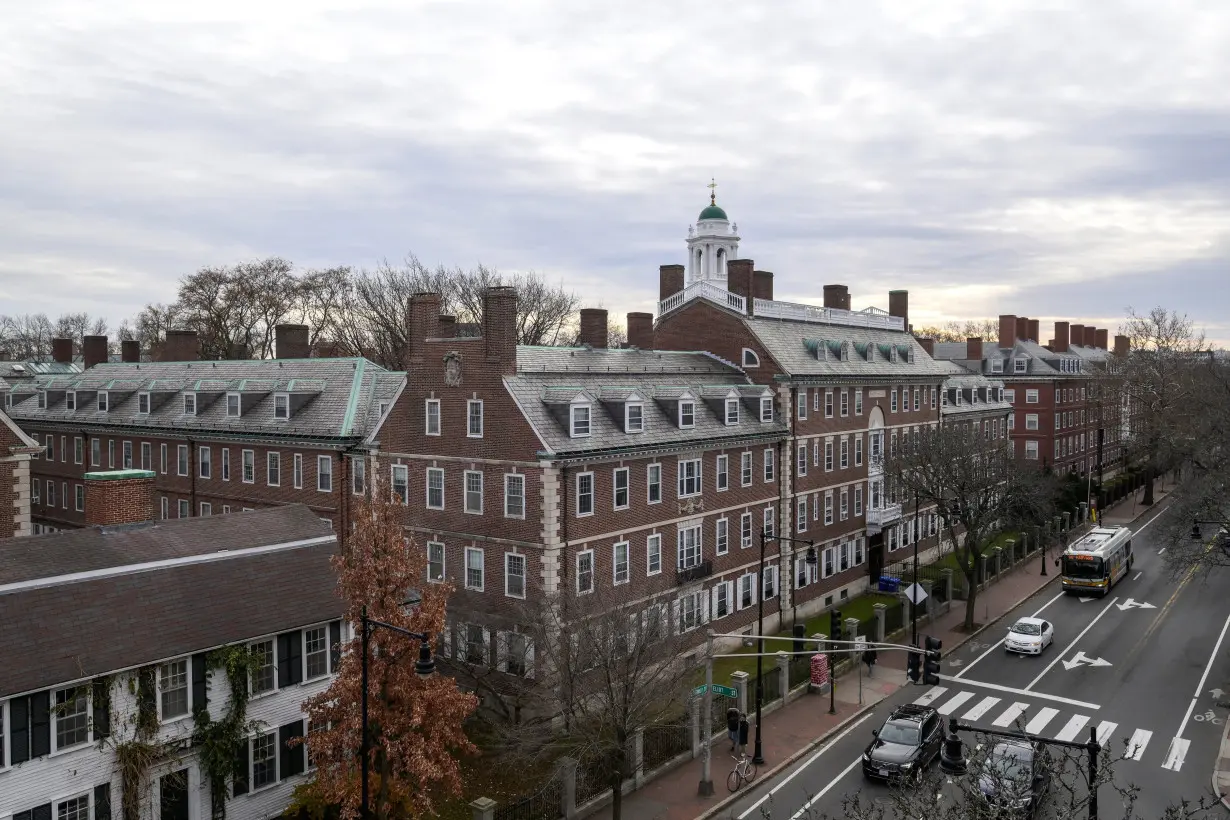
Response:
1062,555,1105,580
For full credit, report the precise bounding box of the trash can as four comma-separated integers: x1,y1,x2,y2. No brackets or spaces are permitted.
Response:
878,576,900,593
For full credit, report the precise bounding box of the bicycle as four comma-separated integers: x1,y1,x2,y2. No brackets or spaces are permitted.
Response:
727,752,758,792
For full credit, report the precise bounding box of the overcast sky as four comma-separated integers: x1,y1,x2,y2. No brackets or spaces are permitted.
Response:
3,0,1229,346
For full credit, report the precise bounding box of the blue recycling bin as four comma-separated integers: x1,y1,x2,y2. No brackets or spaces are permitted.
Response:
878,576,901,593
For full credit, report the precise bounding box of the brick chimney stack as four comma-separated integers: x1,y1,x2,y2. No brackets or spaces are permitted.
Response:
51,338,73,364
84,469,156,527
966,337,983,361
274,324,311,359
1027,319,1040,344
1014,317,1029,342
579,308,609,349
659,264,685,301
626,312,654,350
407,293,442,364
160,330,200,362
823,285,850,310
83,335,109,370
482,286,519,374
1053,321,1070,353
998,315,1018,349
917,338,935,357
1084,326,1097,348
1114,335,1130,357
121,340,140,363
726,260,755,313
1095,328,1108,350
437,315,457,338
1070,324,1085,349
889,290,909,330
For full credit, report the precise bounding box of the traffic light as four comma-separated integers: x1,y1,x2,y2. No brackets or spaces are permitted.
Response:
923,636,942,686
830,610,842,643
906,646,921,683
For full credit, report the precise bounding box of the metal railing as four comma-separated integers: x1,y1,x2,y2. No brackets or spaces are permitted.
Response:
752,299,907,330
866,503,903,527
676,559,714,585
492,768,565,820
658,280,747,318
642,722,690,770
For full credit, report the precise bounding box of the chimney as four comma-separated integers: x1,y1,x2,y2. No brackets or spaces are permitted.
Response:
1083,326,1097,348
83,335,109,370
726,260,755,314
659,264,685,301
627,312,653,350
437,315,457,338
51,338,74,364
160,330,200,362
966,337,983,361
998,315,1017,349
407,293,442,363
121,340,140,363
1027,319,1040,344
1114,335,1130,358
1053,321,1070,353
579,308,609,349
84,469,156,527
1016,317,1030,342
1095,328,1108,350
1070,324,1085,349
752,270,774,302
482,286,519,374
917,337,935,357
274,324,311,359
823,284,849,309
888,290,909,330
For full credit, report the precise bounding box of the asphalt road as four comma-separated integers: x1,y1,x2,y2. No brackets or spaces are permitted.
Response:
717,506,1230,820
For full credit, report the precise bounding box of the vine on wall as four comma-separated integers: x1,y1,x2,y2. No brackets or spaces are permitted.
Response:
192,645,263,820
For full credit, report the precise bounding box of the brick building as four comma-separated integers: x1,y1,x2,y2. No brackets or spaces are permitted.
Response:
5,326,402,534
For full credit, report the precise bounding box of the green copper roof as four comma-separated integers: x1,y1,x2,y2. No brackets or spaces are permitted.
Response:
698,204,728,220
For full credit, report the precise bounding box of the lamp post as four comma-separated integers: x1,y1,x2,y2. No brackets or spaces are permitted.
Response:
359,606,436,819
911,490,921,647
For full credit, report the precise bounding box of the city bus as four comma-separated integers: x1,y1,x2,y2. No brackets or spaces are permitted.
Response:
1059,526,1134,596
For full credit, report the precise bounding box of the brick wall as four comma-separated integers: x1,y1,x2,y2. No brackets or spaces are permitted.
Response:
654,301,780,384
84,471,155,526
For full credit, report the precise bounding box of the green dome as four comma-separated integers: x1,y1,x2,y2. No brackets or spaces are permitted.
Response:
698,204,729,221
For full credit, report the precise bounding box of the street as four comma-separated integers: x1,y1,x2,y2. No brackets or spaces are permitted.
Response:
717,507,1230,820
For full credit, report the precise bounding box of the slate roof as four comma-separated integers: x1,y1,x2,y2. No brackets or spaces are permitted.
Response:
744,318,952,380
4,358,404,442
936,361,1012,416
933,340,1107,380
0,507,339,696
507,346,787,457
0,361,81,381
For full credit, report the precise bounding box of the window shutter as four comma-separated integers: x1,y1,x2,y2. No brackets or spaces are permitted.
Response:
699,591,710,623
328,620,342,673
481,628,492,666
524,639,535,680
495,632,508,674
94,783,112,820
30,690,51,758
232,739,250,796
14,811,32,820
92,678,111,739
191,653,208,716
670,599,681,634
725,581,736,613
279,720,306,780
31,805,52,820
278,630,303,688
11,694,30,764
710,585,720,619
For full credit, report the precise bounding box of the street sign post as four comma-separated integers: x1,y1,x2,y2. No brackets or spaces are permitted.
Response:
693,684,707,697
854,635,867,652
904,583,928,605
711,684,738,699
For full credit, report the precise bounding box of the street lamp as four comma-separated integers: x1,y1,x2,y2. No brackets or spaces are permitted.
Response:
911,490,921,647
359,606,436,819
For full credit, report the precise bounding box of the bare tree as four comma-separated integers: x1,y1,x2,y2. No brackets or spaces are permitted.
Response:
882,420,1054,631
914,319,1000,344
51,313,109,357
0,313,54,360
452,266,581,347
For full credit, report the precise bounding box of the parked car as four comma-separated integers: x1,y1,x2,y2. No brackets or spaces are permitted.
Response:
861,704,943,784
1006,617,1054,655
977,738,1051,817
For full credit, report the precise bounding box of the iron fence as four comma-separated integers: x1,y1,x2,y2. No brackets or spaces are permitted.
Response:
573,763,609,808
789,653,812,688
882,600,905,634
709,693,738,735
493,767,565,820
642,722,690,771
882,556,950,586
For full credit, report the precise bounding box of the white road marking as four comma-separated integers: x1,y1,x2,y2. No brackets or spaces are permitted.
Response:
1025,707,1060,735
937,691,975,715
735,712,874,820
1158,548,1167,555
787,756,862,820
936,674,1100,710
954,591,1066,679
1026,596,1120,690
913,686,948,706
1175,611,1230,741
1126,728,1152,760
992,702,1030,728
962,696,1002,721
1054,715,1090,742
1161,737,1190,772
1133,572,1143,581
1096,721,1118,746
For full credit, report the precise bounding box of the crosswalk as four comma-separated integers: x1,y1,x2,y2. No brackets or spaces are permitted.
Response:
912,686,1189,772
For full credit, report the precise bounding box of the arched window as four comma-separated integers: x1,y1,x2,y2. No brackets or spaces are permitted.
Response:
695,248,704,278
716,248,727,277
742,348,760,368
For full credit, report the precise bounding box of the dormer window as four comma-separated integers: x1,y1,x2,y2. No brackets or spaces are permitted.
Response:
625,402,643,433
759,396,773,422
1014,358,1027,374
37,391,46,409
955,390,963,406
66,391,76,411
570,403,591,438
183,393,197,415
889,346,899,363
991,358,1003,373
942,390,949,407
742,348,760,368
274,393,290,420
678,400,695,429
226,392,241,417
725,398,740,425
138,392,151,414
97,392,108,412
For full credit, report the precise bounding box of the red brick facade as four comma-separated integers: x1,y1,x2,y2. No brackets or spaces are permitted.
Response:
83,471,156,527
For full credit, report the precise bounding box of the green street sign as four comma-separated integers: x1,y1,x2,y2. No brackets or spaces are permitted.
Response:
693,684,707,697
711,684,738,699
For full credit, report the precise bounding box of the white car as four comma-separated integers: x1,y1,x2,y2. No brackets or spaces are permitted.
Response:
1005,617,1054,655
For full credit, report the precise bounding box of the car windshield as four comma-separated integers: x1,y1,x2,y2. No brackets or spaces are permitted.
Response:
1010,622,1041,636
1062,554,1104,579
878,722,920,746
983,744,1032,782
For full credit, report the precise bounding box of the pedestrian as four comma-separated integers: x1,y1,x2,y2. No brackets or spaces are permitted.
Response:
726,706,740,751
738,713,750,753
863,647,877,677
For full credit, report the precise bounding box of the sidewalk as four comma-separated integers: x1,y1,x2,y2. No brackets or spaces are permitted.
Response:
591,491,1171,820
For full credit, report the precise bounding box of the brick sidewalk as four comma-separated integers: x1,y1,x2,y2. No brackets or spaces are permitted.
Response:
588,491,1170,820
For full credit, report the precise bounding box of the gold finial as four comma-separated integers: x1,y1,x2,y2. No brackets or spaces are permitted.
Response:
707,177,717,205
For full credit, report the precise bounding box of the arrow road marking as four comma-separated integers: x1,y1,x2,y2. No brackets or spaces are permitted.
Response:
1025,707,1059,735
1126,728,1152,761
1162,737,1190,771
1117,598,1157,611
1211,688,1225,699
992,702,1030,728
961,696,1002,721
1054,714,1091,742
937,691,975,715
1062,650,1113,671
1078,596,1095,603
1027,596,1118,690
948,658,965,667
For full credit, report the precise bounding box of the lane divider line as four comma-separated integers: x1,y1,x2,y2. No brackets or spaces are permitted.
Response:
788,757,862,820
1175,610,1230,740
1161,737,1190,772
1025,596,1119,690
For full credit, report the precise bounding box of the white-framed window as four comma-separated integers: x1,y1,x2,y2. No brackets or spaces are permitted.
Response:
1025,440,1040,460
576,471,595,516
464,470,483,514
180,392,196,415
762,565,779,600
504,473,525,518
764,448,775,482
726,397,741,425
267,452,281,486
678,400,695,428
74,483,84,512
760,396,774,422
840,389,849,417
824,491,834,525
763,505,775,538
240,449,254,483
317,455,333,491
647,462,662,503
677,522,702,570
741,512,753,548
742,348,760,367
814,439,819,467
840,488,849,520
855,388,864,415
390,464,409,503
576,550,594,593
91,438,102,468
269,392,290,420
712,517,728,555
352,455,366,495
913,388,920,411
159,496,167,519
613,541,630,585
425,399,441,435
797,390,808,420
1025,413,1039,431
741,451,753,486
824,438,834,471
249,638,276,694
200,502,212,516
56,794,91,820
196,445,211,479
464,546,485,591
824,389,834,418
854,485,863,516
570,403,591,437
176,444,189,477
63,390,76,412
712,580,734,619
226,392,241,417
121,440,133,469
1004,388,1016,403
797,443,808,476
647,533,662,575
250,729,278,790
178,499,189,518
426,467,445,509
931,386,937,408
854,435,864,466
1026,389,1039,404
677,458,701,497
467,399,484,437
97,391,108,412
715,454,729,491
53,686,90,750
302,625,330,680
419,541,444,583
625,402,644,433
839,438,849,469
158,658,191,721
1014,358,1027,373
613,467,630,509
738,573,757,610
505,552,527,598
37,390,48,410
136,392,150,414
796,497,807,532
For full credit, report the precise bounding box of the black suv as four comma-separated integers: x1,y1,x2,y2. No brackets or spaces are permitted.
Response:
861,704,943,783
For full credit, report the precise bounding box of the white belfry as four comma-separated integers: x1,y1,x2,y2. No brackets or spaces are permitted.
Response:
686,179,740,287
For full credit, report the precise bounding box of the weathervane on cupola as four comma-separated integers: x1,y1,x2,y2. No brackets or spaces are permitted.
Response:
687,178,740,287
